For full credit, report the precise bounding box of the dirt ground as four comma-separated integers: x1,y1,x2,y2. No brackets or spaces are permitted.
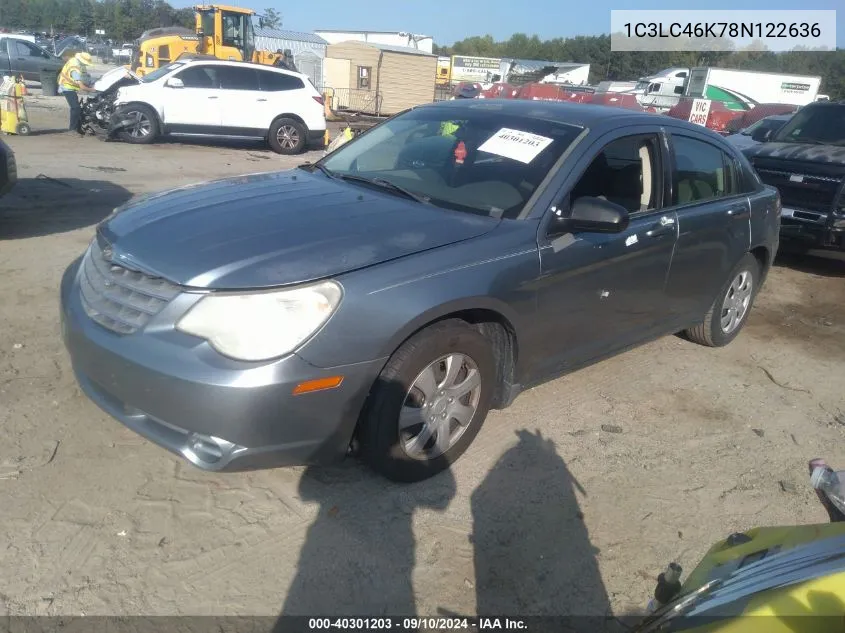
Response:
1,90,845,623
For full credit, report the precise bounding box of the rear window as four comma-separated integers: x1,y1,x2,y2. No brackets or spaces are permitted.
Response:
260,70,304,92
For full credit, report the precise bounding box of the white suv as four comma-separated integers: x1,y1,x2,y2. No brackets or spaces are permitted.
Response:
112,59,327,154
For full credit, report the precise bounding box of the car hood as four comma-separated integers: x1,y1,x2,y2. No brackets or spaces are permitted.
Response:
97,170,499,290
744,142,845,165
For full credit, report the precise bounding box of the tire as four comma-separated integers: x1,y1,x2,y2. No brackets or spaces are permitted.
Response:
15,122,31,136
685,252,761,347
114,104,158,145
358,320,496,483
268,117,307,155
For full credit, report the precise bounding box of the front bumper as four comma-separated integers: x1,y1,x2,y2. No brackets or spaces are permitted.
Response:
60,258,386,472
780,208,845,252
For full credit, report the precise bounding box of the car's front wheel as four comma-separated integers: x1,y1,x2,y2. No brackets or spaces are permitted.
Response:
358,320,496,482
685,252,760,347
268,117,307,154
114,104,159,145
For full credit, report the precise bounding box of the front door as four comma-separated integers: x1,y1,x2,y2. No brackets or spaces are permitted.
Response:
662,131,753,323
163,64,223,130
529,131,678,381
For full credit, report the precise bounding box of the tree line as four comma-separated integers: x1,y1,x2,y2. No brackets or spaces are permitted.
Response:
0,0,194,41
435,34,845,98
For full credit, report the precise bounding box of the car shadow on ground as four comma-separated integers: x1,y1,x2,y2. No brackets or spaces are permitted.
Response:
774,249,845,278
273,376,616,630
0,176,132,239
28,128,69,136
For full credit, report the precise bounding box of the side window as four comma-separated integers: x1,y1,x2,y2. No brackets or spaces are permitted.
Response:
217,66,259,91
570,135,659,214
221,12,244,48
259,70,304,92
176,65,219,89
15,41,42,57
671,135,731,205
357,66,371,89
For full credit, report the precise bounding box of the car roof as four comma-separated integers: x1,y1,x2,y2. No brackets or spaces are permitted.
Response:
178,57,305,79
420,98,731,139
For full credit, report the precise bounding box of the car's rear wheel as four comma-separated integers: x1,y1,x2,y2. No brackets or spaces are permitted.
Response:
268,118,307,155
358,320,496,482
685,252,760,347
114,104,158,145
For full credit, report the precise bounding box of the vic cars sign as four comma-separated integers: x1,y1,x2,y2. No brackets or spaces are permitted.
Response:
688,99,712,126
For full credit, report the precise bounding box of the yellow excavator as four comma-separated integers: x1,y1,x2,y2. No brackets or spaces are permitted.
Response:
129,4,285,77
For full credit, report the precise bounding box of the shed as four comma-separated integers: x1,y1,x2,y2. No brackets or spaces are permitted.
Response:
324,40,437,116
253,28,328,87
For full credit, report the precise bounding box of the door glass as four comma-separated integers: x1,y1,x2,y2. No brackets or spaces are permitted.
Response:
570,135,658,214
217,66,259,91
176,65,219,89
259,71,304,92
221,12,245,50
671,136,729,204
15,41,41,57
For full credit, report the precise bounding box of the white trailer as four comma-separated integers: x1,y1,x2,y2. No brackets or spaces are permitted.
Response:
684,68,822,110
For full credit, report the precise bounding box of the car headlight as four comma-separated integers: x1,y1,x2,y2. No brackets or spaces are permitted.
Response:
176,280,342,362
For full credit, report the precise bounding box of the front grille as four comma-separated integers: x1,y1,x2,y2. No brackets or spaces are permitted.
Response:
754,164,844,213
79,241,180,334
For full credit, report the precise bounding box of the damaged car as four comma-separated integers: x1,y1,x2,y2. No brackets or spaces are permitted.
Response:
60,100,780,482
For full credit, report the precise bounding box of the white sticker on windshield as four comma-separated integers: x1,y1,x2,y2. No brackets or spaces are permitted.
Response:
477,128,554,164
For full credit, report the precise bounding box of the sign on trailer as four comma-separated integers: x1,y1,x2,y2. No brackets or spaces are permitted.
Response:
689,99,711,126
450,55,501,83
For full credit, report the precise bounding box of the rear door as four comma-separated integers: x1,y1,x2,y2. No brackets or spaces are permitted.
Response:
662,130,752,323
215,65,263,134
162,64,223,130
256,69,309,130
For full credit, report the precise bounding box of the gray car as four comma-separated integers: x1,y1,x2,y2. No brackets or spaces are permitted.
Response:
725,114,792,150
60,100,781,482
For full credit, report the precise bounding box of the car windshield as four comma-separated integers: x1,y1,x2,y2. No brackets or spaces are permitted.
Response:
141,62,184,83
771,105,845,146
318,106,583,218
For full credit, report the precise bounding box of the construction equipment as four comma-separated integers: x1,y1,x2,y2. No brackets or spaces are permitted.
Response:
0,75,31,136
130,5,283,77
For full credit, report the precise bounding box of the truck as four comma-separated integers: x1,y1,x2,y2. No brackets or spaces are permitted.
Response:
634,67,824,113
0,35,64,82
743,100,845,254
130,4,283,77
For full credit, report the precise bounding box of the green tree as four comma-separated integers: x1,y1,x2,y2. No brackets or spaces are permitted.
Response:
258,8,281,30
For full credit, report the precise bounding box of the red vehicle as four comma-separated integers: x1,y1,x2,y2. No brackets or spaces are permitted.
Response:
666,99,743,135
481,82,517,99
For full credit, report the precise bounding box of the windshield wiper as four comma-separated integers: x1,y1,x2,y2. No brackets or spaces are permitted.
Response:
336,174,430,204
299,163,336,178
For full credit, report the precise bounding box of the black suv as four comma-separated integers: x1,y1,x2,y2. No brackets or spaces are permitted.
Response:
743,102,845,252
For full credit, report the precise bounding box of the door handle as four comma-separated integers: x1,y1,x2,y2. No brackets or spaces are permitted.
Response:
208,96,219,100
727,206,749,219
646,215,676,237
256,98,267,102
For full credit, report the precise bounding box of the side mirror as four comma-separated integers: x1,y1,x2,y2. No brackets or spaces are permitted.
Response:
166,77,184,88
751,127,772,143
560,196,630,234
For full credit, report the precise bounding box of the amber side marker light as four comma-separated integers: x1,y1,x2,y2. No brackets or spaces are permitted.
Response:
292,376,344,395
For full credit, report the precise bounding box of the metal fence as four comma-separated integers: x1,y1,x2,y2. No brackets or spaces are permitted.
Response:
322,87,383,116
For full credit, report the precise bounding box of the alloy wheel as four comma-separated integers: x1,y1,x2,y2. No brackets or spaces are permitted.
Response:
399,353,482,460
720,270,753,333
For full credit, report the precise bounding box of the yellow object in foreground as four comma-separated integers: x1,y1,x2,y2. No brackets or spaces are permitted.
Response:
635,523,845,633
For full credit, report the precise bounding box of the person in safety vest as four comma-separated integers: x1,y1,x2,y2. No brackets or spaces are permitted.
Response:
58,52,94,136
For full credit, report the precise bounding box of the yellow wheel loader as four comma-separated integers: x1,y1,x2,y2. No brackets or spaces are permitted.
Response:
129,5,283,77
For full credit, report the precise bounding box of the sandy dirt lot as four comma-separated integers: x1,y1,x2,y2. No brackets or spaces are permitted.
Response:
1,92,844,624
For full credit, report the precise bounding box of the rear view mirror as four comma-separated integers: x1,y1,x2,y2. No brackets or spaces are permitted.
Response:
566,197,629,233
751,127,772,143
166,77,184,88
